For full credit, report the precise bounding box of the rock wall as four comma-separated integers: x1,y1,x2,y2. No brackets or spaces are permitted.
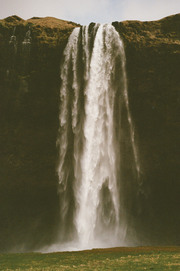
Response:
0,14,179,252
113,14,180,245
0,16,78,252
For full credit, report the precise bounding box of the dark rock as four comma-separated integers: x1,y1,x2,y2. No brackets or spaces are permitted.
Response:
113,13,180,245
0,16,78,252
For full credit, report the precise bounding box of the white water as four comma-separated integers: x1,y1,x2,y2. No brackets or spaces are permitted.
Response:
22,29,31,55
9,26,17,53
54,24,140,252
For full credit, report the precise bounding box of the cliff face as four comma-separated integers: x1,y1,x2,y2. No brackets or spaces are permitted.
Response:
0,14,179,252
0,16,78,252
113,14,180,244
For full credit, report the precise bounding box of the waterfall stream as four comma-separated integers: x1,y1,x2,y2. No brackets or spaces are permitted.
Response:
55,23,140,251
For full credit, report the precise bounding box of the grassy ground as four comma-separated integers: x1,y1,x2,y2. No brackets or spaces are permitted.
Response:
0,247,179,271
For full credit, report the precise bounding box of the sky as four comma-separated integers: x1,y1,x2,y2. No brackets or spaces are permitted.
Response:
0,0,180,25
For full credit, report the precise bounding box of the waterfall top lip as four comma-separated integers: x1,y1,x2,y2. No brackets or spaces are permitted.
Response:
1,13,179,47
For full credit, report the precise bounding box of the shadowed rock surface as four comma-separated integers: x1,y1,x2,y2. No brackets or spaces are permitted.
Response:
0,14,179,252
113,14,180,245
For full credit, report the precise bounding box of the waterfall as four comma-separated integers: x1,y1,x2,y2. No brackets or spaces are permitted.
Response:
9,26,17,54
7,26,17,77
22,28,31,54
22,28,31,71
55,23,140,251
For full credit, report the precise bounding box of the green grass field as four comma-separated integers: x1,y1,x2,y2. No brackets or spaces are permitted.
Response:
0,247,179,271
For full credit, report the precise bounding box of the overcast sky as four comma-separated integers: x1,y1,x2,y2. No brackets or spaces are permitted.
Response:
0,0,180,24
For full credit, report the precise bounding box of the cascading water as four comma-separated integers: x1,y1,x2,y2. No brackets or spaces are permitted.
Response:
55,23,140,251
22,28,31,53
22,28,31,71
9,26,17,54
7,27,17,78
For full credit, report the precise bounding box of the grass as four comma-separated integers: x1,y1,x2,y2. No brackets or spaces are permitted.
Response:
0,247,179,271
